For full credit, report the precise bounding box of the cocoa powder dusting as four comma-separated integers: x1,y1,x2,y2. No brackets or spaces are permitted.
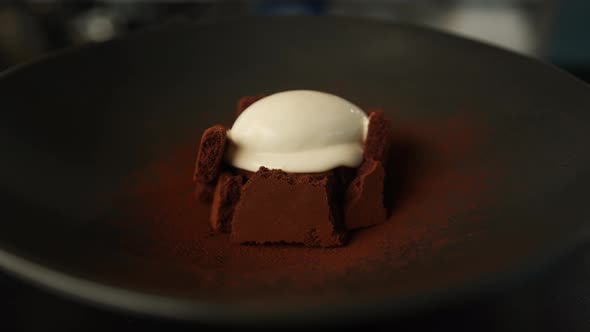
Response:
109,114,496,297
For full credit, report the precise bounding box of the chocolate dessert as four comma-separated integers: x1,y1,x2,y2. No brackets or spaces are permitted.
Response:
231,168,346,247
193,90,391,247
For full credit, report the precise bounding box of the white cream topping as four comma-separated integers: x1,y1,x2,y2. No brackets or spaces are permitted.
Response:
225,90,369,173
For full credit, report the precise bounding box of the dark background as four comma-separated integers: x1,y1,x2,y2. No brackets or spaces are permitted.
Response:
2,0,590,78
1,1,589,331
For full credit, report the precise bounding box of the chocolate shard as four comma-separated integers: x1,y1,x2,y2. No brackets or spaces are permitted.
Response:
193,125,227,183
364,109,392,163
344,159,386,230
235,95,265,118
231,167,346,247
210,173,244,233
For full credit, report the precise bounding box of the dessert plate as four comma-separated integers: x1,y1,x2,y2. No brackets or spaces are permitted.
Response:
1,17,590,326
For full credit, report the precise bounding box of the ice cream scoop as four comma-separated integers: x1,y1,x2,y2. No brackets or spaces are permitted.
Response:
226,90,369,173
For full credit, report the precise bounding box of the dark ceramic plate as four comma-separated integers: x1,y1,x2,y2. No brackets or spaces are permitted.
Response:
1,17,590,326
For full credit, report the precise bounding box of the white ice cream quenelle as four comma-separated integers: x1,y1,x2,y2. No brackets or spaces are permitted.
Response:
226,90,369,173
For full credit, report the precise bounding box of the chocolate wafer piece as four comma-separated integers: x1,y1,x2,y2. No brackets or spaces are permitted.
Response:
210,173,244,233
193,125,227,183
235,95,265,118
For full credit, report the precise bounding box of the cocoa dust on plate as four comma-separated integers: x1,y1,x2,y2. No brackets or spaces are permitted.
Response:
107,113,497,299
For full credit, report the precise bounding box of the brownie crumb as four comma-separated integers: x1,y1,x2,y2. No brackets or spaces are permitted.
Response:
255,167,333,186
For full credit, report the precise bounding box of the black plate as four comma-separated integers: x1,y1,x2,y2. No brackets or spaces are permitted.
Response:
1,17,590,326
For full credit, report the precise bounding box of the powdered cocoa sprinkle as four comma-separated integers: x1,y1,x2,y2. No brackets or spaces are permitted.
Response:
109,113,495,296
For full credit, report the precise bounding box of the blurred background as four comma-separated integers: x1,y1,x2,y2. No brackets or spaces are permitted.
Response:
0,0,589,81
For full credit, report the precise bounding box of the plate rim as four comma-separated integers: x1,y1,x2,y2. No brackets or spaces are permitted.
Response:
1,16,590,325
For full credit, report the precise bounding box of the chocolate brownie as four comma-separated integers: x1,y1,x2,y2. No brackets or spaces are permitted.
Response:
364,109,392,163
344,159,386,229
231,168,346,247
